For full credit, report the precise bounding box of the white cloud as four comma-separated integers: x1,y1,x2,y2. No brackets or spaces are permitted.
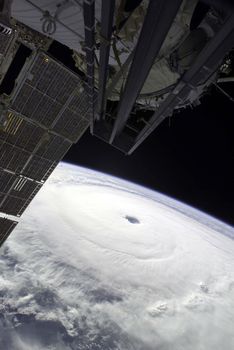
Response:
0,163,234,349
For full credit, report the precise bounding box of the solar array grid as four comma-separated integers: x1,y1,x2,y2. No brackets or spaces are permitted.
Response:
53,107,88,141
12,53,90,142
0,169,42,216
68,91,90,117
0,114,44,152
0,141,29,173
0,51,91,244
0,170,17,194
1,195,28,216
11,177,42,200
23,156,57,182
35,133,72,160
0,112,73,182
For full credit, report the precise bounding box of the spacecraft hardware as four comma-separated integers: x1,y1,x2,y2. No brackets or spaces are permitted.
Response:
0,0,233,245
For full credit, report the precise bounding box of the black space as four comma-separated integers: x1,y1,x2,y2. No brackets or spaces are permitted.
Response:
0,44,32,95
64,87,234,227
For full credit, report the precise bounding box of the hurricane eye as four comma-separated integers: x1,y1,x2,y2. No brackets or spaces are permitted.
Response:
125,215,140,224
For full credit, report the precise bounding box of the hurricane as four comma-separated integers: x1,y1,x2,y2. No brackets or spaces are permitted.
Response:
1,163,234,350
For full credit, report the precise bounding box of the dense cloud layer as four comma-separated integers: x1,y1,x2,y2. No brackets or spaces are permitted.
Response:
0,163,234,349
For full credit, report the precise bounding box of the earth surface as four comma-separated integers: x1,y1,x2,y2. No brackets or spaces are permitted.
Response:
0,163,234,350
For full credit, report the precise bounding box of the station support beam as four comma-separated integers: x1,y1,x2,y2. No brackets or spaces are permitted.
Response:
83,0,95,133
97,0,115,120
109,0,183,143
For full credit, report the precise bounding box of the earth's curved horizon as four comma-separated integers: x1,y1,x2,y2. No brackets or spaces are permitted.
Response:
0,162,234,350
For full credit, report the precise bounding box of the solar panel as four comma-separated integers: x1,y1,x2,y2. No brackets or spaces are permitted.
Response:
35,133,72,160
0,51,90,242
0,217,18,246
53,108,89,142
68,91,89,114
33,95,61,128
1,195,28,216
0,112,44,152
46,70,70,100
21,88,42,117
11,52,90,142
12,84,63,129
36,62,59,93
56,76,78,105
29,54,47,84
0,141,29,173
11,83,32,111
11,177,41,199
0,169,42,216
22,156,57,183
0,170,17,194
0,109,72,181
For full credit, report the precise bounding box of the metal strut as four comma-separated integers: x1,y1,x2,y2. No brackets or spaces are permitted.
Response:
97,0,115,120
109,0,183,144
214,82,234,102
83,0,95,133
